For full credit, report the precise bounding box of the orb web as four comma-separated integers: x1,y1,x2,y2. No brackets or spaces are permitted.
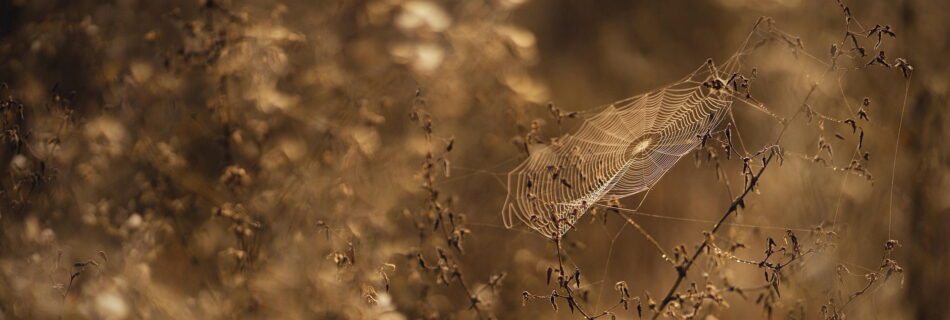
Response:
502,60,742,239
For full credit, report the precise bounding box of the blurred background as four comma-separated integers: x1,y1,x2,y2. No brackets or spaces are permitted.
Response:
0,0,946,319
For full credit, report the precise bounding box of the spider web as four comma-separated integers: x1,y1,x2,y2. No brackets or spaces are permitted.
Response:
502,59,745,239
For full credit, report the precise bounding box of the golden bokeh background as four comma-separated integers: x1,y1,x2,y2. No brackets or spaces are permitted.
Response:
0,0,946,319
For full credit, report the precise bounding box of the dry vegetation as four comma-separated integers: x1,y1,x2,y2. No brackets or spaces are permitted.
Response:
0,0,947,319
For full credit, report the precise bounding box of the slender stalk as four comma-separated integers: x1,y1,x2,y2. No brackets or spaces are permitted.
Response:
652,152,774,319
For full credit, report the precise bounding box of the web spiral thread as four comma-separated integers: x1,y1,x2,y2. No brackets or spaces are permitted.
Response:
502,58,747,239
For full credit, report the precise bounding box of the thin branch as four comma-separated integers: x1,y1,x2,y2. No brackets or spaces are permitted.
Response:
652,151,775,319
